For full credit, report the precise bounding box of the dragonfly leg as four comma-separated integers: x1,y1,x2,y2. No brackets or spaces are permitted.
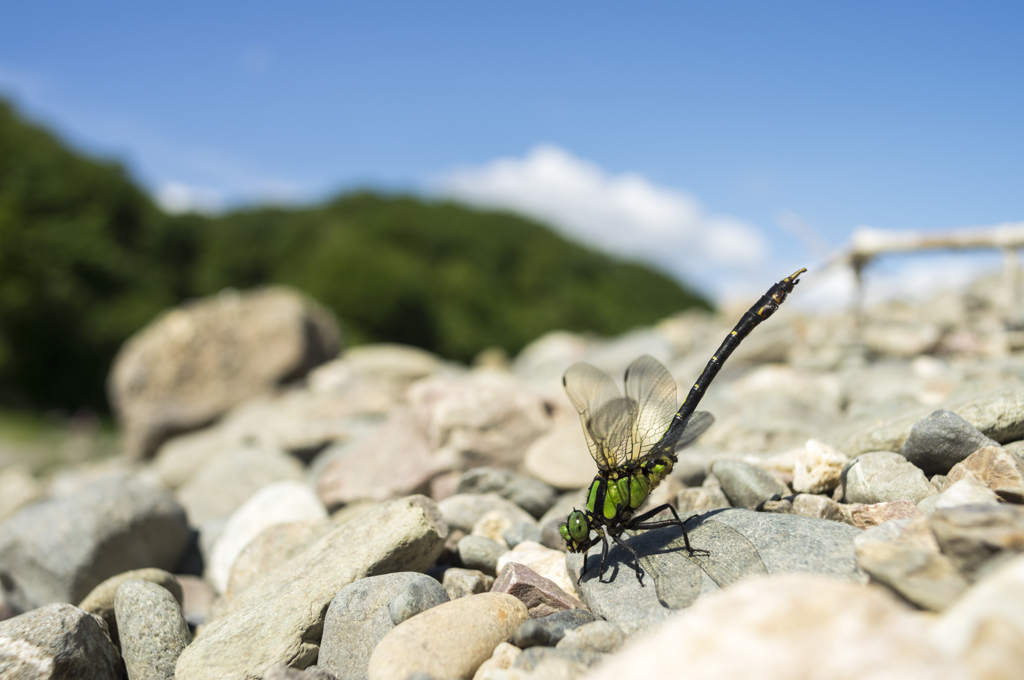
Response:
596,530,611,580
629,504,709,557
608,531,647,585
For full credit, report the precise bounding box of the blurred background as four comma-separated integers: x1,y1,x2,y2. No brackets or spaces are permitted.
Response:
0,1,1021,459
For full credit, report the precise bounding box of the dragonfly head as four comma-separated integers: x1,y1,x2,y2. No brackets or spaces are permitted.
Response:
558,509,592,553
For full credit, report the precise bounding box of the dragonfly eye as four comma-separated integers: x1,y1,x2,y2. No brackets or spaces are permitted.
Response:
566,511,589,542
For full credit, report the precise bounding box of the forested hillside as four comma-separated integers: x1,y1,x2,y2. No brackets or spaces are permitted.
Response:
0,99,709,413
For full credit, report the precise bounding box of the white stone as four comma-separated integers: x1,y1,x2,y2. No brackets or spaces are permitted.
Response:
793,439,849,494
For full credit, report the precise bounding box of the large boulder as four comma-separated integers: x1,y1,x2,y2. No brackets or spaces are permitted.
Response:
108,286,341,458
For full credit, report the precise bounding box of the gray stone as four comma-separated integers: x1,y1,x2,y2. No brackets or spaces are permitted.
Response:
491,562,583,618
109,286,341,459
930,504,1024,581
711,460,790,509
840,451,937,504
438,493,535,534
568,508,863,635
934,477,1001,510
523,421,597,490
790,493,850,523
512,608,596,648
0,476,189,612
78,568,182,650
389,577,450,625
442,568,494,600
455,468,558,519
0,465,42,525
676,486,731,513
556,620,625,654
174,496,447,680
263,665,340,680
946,446,1024,503
115,579,191,679
319,573,447,680
0,603,121,679
504,521,544,549
177,575,215,629
457,535,506,575
900,410,1000,477
855,540,969,611
176,444,304,526
513,646,605,672
367,592,529,680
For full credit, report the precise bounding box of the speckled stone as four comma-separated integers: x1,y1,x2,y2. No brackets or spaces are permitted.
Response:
0,603,121,679
78,568,182,650
114,579,191,680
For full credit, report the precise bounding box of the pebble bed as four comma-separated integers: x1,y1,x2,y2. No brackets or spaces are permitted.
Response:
1,274,1023,679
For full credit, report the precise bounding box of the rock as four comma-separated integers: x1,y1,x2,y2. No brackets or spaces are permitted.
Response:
586,574,965,680
522,421,597,490
319,573,448,680
367,592,529,680
930,504,1024,581
438,493,536,534
458,535,507,576
934,477,1001,510
512,609,595,648
946,446,1024,503
839,387,1024,457
222,520,336,604
568,509,863,635
0,603,121,679
503,522,544,549
389,577,450,625
512,330,593,382
408,373,552,470
443,568,494,600
840,451,937,504
900,410,1000,477
174,496,447,680
109,286,341,459
845,500,925,529
676,486,731,513
208,480,326,593
790,493,850,523
513,645,604,673
472,641,521,680
78,568,182,649
711,460,790,509
175,444,305,526
556,620,624,654
0,465,42,523
177,575,215,629
931,555,1024,671
862,321,941,357
264,666,341,680
0,475,189,612
473,511,516,546
496,542,577,599
491,562,583,617
456,468,558,519
151,426,236,490
855,539,969,611
792,440,848,494
115,579,191,679
316,407,450,509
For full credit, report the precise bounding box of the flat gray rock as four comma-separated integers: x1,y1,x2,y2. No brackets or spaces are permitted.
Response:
840,451,937,504
503,521,544,548
457,535,506,575
568,508,863,635
388,576,450,625
711,460,789,509
319,573,448,680
512,608,595,648
0,475,189,612
438,493,535,534
455,468,558,519
556,620,625,654
901,410,1000,477
174,496,447,680
115,579,191,680
0,602,121,679
855,540,968,612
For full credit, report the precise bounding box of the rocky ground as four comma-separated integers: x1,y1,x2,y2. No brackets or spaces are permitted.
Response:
1,274,1023,680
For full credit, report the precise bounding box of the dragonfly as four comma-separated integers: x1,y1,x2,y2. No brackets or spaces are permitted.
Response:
558,268,806,585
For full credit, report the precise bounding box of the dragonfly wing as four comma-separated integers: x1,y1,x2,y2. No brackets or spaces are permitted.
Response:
668,411,715,452
563,362,626,471
589,396,638,469
623,355,678,462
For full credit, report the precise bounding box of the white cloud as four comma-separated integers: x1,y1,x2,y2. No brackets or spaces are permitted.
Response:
156,182,224,215
435,145,771,297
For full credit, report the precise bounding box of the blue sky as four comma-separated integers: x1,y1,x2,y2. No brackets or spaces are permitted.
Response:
1,2,1020,303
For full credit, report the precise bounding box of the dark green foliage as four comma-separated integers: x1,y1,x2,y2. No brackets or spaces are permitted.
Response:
0,98,710,413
